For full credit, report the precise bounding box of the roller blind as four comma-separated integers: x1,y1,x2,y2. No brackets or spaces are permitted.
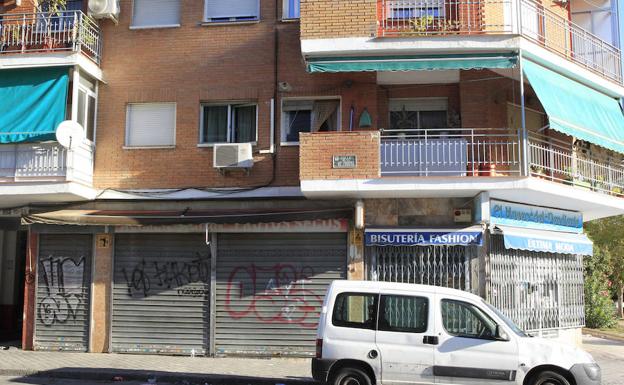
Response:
132,0,180,28
204,0,259,21
126,103,176,147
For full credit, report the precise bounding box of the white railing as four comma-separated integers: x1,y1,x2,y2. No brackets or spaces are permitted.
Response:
519,0,622,84
380,128,522,176
378,0,623,84
0,11,101,64
0,142,93,185
379,0,513,35
529,135,624,196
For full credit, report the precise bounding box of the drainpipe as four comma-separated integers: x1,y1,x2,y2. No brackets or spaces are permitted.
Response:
519,51,530,177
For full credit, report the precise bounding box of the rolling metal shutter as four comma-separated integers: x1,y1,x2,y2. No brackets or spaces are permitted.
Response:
35,234,92,351
215,233,346,357
112,234,210,355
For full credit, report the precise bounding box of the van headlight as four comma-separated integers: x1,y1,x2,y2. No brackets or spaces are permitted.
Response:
582,363,601,381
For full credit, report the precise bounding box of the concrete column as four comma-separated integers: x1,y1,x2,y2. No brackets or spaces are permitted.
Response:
22,230,37,351
90,233,113,353
348,227,365,280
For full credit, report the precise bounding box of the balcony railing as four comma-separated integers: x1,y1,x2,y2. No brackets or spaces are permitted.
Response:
0,142,94,186
381,128,522,176
0,11,101,64
378,0,623,84
529,135,624,196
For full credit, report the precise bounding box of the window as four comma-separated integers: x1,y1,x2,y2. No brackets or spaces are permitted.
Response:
204,0,260,23
126,103,176,147
332,292,378,330
201,103,257,144
132,0,180,29
37,0,84,32
281,98,340,144
389,98,447,130
75,75,97,142
379,295,428,333
441,299,498,340
283,0,300,19
386,0,445,19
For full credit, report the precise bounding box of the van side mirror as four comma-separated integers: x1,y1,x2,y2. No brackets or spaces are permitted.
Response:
495,325,510,341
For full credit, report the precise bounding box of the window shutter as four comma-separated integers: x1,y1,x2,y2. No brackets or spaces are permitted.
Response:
126,103,176,147
132,0,180,27
204,0,259,20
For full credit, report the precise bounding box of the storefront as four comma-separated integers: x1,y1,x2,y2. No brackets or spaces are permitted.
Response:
486,199,592,339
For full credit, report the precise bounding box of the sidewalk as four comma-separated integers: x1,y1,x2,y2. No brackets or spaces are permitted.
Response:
0,348,313,384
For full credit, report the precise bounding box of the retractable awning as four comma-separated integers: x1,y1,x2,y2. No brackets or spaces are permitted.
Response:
493,225,593,256
365,226,484,247
307,53,518,73
0,67,69,143
523,60,624,154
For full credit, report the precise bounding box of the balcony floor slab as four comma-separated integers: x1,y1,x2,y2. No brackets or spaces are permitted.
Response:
0,182,97,209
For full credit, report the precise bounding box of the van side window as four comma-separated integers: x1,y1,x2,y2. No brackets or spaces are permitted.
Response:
332,292,378,330
379,295,428,333
441,299,498,340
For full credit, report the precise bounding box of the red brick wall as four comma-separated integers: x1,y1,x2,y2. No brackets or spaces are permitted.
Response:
300,0,377,39
300,131,380,180
94,1,378,190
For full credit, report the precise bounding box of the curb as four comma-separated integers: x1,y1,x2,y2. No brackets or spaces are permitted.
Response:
583,328,624,343
0,368,317,385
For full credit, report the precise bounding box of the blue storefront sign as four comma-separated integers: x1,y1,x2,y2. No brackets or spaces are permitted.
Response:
490,200,583,233
365,228,483,247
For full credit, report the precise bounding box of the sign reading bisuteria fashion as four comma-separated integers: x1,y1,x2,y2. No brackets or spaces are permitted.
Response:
490,199,583,233
365,228,483,246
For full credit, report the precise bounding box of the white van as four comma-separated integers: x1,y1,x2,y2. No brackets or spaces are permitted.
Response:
312,280,600,385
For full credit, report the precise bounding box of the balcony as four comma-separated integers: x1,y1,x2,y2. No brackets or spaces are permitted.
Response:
0,11,101,64
299,130,624,219
0,142,93,185
378,0,622,84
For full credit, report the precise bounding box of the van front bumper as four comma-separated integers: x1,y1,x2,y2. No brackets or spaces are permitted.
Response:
570,363,601,385
312,358,336,383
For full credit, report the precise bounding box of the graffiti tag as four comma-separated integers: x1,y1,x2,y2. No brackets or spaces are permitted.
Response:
37,256,86,327
225,263,321,328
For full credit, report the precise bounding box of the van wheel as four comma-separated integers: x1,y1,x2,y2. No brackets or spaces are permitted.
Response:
332,367,372,385
530,370,571,385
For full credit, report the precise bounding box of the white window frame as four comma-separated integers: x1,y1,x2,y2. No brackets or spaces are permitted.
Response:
76,82,98,144
203,0,260,24
280,96,342,146
198,102,259,146
388,97,448,130
386,0,445,20
283,0,300,20
125,102,177,149
130,0,181,30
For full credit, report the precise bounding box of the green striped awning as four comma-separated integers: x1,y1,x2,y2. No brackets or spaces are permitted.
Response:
307,53,518,73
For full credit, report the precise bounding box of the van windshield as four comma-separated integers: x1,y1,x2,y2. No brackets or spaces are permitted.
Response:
482,300,528,337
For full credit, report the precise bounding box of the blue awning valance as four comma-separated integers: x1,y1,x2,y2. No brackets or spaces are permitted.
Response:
0,67,69,143
494,225,593,256
523,60,624,154
307,53,518,73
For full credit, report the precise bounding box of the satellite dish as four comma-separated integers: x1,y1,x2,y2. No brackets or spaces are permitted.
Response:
56,121,85,149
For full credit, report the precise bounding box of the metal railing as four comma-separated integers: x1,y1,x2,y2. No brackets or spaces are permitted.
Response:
378,0,623,84
0,142,93,185
378,0,513,35
380,128,522,176
0,11,102,64
529,134,624,196
519,0,622,84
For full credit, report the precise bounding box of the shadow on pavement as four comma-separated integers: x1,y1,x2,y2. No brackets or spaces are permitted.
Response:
5,368,316,385
585,338,624,347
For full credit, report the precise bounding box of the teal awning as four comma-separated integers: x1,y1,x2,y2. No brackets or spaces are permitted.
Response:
0,67,69,143
523,60,624,154
307,53,518,73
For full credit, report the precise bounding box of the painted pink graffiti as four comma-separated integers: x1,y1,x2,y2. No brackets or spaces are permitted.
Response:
225,263,322,328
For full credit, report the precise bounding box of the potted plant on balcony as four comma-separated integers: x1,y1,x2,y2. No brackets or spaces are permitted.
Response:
530,164,547,178
35,0,69,51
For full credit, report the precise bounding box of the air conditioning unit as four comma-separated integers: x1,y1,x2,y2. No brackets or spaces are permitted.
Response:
213,143,254,171
88,0,120,22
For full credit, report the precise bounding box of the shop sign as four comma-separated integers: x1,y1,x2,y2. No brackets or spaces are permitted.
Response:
333,155,357,169
365,229,483,246
490,200,583,233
